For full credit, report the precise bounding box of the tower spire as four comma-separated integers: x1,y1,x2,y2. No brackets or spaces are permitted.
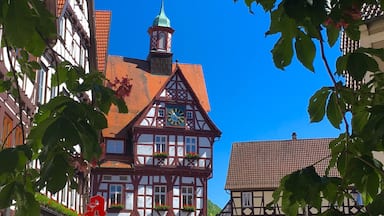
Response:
153,0,171,27
147,0,175,75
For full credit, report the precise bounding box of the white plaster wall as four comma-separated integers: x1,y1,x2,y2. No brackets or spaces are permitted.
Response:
125,192,134,210
137,145,152,155
138,134,153,144
199,137,210,147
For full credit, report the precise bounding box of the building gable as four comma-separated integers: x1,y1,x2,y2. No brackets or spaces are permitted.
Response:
135,67,219,134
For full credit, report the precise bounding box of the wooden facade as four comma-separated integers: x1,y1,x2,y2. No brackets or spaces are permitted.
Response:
219,137,363,216
0,0,108,215
91,2,221,216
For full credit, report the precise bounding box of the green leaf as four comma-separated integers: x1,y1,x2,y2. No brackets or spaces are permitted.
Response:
320,207,345,216
45,155,68,193
326,24,340,47
366,192,384,215
114,97,129,113
308,87,331,122
357,47,384,61
3,0,56,56
347,53,378,81
0,79,11,92
0,148,19,173
0,182,15,208
326,92,343,129
15,192,40,216
271,37,294,70
351,106,369,135
295,30,316,72
51,61,71,87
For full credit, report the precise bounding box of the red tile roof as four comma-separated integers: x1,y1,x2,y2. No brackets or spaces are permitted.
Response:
57,0,66,16
95,11,111,73
102,56,211,137
99,160,133,169
225,138,337,190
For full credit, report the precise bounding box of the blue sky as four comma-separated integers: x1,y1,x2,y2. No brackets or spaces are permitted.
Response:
95,0,343,208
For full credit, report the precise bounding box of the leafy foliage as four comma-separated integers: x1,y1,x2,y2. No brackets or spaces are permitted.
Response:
208,199,222,216
0,0,128,214
238,0,384,215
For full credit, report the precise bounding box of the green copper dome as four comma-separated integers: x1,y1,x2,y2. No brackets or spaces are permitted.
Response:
152,0,171,27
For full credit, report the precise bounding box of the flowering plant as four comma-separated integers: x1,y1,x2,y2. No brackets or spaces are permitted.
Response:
153,204,169,211
182,205,195,212
109,204,124,210
185,152,199,160
153,152,168,159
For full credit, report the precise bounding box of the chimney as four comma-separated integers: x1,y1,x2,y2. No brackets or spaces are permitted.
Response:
292,132,297,140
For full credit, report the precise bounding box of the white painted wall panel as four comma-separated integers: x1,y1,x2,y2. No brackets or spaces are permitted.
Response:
146,186,152,195
169,135,175,145
137,145,152,155
138,134,153,144
147,107,155,117
138,156,144,164
125,184,134,191
99,183,107,190
173,197,180,208
196,198,202,209
169,146,175,157
199,137,210,147
146,196,152,208
137,196,145,208
196,187,203,196
182,177,194,184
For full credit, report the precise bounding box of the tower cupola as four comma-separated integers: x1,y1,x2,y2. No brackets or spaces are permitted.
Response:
152,0,171,28
148,0,174,75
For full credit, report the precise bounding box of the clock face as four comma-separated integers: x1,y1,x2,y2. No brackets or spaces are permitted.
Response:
166,106,185,126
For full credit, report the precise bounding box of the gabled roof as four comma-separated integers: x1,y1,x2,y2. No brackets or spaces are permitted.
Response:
225,138,336,191
103,56,211,137
95,11,111,73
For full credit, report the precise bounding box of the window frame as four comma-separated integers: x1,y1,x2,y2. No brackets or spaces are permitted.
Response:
155,135,167,153
242,192,253,207
109,184,123,206
181,186,194,207
105,139,125,154
2,114,13,148
185,137,197,154
154,185,167,206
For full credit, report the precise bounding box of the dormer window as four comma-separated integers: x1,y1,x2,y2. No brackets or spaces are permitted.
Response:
106,139,124,154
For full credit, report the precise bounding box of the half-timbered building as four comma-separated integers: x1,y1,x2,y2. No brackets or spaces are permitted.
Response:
0,0,109,215
219,135,363,216
91,2,221,216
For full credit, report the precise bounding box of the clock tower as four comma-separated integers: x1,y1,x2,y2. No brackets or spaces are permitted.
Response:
148,0,174,75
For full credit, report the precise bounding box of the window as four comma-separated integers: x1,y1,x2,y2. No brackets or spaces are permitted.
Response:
158,109,164,117
154,185,167,206
15,126,22,146
106,139,124,154
2,114,13,148
58,16,66,39
186,111,193,120
185,137,197,154
242,192,252,207
182,186,194,207
102,175,112,181
109,184,123,205
158,32,166,50
155,135,167,153
37,65,47,104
